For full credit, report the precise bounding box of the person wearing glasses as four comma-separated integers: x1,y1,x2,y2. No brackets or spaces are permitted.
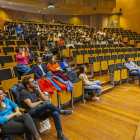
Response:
20,76,73,140
0,87,42,140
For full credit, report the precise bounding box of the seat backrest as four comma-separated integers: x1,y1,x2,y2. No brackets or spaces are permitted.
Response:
125,54,131,58
14,66,23,80
81,45,88,49
122,48,127,52
88,45,94,49
95,44,100,48
101,44,106,48
0,68,13,84
108,64,116,73
75,45,81,49
104,55,111,60
3,47,14,55
111,55,117,60
17,41,26,46
59,45,66,51
88,57,96,64
5,41,15,46
102,49,108,53
137,60,140,66
0,55,13,66
72,51,80,57
107,44,112,48
8,36,17,40
0,41,4,46
131,53,137,58
95,49,101,54
80,50,87,55
88,50,94,54
127,48,133,52
118,54,124,59
134,48,139,51
28,46,37,52
116,63,123,70
113,44,118,47
109,49,114,53
115,48,121,52
133,61,136,64
97,56,104,61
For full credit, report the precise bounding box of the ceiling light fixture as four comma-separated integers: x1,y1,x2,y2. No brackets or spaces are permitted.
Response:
75,14,77,15
79,11,81,12
44,8,46,9
9,3,11,4
2,6,5,8
38,11,40,12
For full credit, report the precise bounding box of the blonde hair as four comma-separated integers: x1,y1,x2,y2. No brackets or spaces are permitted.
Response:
0,87,5,110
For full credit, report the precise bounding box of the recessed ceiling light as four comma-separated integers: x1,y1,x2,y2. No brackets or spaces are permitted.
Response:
44,8,46,9
75,14,77,15
79,11,81,12
2,6,5,8
9,3,11,4
38,11,40,12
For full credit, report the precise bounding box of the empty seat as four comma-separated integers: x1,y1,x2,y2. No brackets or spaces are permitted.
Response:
131,53,137,58
81,45,88,49
95,44,100,48
113,44,118,47
59,45,66,51
97,56,104,62
111,55,117,60
8,36,17,40
75,45,81,49
5,41,15,46
101,44,106,48
125,54,131,58
127,47,133,52
95,49,101,54
88,56,96,64
115,48,121,53
88,45,94,49
17,41,26,46
80,50,87,55
137,60,140,66
0,41,4,46
107,44,113,48
72,51,80,57
118,54,124,59
109,49,115,53
3,47,14,55
88,50,94,55
134,48,139,52
122,48,127,52
0,55,13,66
102,49,108,53
28,46,37,52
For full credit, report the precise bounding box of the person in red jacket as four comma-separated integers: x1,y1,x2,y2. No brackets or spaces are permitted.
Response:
57,37,65,45
47,55,63,73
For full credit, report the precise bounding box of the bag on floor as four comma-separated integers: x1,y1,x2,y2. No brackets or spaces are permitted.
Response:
36,118,51,133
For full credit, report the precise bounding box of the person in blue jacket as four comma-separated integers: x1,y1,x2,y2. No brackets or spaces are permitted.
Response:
16,23,23,35
59,55,75,73
0,87,41,140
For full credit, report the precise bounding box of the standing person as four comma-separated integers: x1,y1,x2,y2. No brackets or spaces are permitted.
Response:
20,76,73,140
124,57,140,86
79,65,102,100
0,87,42,140
16,47,30,65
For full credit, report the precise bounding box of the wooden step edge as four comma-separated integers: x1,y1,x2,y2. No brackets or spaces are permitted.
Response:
100,81,111,86
101,86,114,95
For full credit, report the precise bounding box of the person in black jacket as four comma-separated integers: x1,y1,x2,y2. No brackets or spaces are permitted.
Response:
29,29,37,45
0,32,8,40
32,56,52,79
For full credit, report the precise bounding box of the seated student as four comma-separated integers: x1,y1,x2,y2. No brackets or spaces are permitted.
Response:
32,56,52,79
9,23,16,35
86,35,91,42
124,57,140,86
57,37,65,46
102,39,108,44
71,38,77,45
113,38,119,44
53,33,59,42
20,76,73,140
0,32,8,40
47,55,63,73
48,37,58,54
79,65,102,100
42,46,53,61
16,24,23,35
64,37,71,45
0,87,41,140
83,38,90,44
59,55,75,73
16,47,30,65
77,39,83,45
90,38,95,45
29,29,37,45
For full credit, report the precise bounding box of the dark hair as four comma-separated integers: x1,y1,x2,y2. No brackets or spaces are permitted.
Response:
60,55,66,62
125,57,130,61
22,76,32,88
79,65,85,74
15,48,20,53
35,56,41,62
49,55,56,64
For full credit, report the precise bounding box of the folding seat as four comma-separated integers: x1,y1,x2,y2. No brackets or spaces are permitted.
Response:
88,56,100,76
101,44,106,48
128,37,133,41
108,64,121,86
97,55,108,75
0,55,13,66
104,55,114,64
115,48,121,53
95,49,102,54
16,40,26,46
127,47,133,52
132,37,137,39
88,50,95,55
4,32,9,35
137,60,140,68
116,63,127,84
118,54,125,61
121,48,127,53
75,45,81,50
109,48,115,53
28,46,37,52
102,49,108,54
5,40,16,46
95,44,100,49
72,50,83,67
2,47,14,55
8,35,17,40
88,45,94,49
112,54,121,63
125,53,131,59
131,53,137,59
80,50,87,55
80,50,90,64
134,48,139,52
113,44,119,47
59,45,66,52
81,44,88,49
107,44,113,48
0,41,5,47
135,41,140,44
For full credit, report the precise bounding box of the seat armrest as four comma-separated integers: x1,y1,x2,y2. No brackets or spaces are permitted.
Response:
19,108,25,112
